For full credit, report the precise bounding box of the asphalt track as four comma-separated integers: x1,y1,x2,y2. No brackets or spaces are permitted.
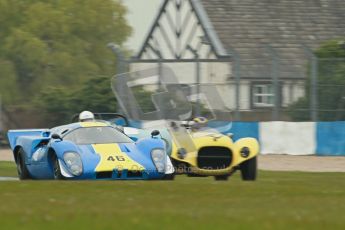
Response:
1,148,344,181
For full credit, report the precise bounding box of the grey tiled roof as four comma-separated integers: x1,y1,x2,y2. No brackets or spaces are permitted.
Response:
200,0,345,79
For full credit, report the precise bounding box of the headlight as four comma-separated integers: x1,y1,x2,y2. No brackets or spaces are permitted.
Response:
155,162,165,172
63,152,83,176
177,148,187,159
240,147,250,158
151,149,166,173
151,149,165,162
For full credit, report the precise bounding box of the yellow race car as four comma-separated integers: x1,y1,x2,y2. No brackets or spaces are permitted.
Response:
167,117,259,181
110,114,259,181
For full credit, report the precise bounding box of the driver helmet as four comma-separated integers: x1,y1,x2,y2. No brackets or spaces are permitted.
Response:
79,111,95,122
191,117,208,131
193,117,208,125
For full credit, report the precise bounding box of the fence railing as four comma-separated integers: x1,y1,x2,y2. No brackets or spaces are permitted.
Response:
125,47,344,122
0,45,343,132
112,79,345,122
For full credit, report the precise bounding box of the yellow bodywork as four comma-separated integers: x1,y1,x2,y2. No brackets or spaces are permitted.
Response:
92,144,145,172
80,121,108,128
170,130,259,176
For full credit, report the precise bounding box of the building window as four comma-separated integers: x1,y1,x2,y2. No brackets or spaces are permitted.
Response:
252,84,275,107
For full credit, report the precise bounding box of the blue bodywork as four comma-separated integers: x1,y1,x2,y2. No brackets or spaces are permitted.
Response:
124,127,173,156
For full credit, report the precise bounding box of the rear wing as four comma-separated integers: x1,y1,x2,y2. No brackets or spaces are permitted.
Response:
7,129,50,150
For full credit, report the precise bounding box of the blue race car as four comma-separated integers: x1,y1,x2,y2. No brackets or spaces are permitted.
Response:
7,121,174,180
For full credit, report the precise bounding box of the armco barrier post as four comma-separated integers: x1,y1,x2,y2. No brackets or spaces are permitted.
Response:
0,95,2,132
228,48,241,121
303,45,318,121
187,45,201,117
267,45,280,121
108,43,127,115
310,55,318,121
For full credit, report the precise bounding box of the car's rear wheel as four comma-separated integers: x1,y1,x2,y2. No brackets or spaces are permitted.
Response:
16,148,32,180
240,157,257,181
214,175,229,181
52,154,64,180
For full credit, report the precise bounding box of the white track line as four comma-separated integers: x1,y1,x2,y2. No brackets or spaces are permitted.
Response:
0,177,19,181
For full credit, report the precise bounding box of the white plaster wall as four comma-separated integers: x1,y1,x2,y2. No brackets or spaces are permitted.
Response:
260,121,316,155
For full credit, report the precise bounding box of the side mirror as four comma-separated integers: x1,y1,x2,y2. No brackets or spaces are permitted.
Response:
151,130,160,138
51,133,62,141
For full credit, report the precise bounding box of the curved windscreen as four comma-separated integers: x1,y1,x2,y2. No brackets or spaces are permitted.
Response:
63,127,133,145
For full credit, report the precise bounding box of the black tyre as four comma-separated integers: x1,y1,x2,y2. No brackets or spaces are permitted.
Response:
163,173,175,180
214,175,229,181
16,149,32,180
52,154,65,180
240,157,257,181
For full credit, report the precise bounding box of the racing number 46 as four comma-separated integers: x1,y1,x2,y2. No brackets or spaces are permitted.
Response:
107,156,125,162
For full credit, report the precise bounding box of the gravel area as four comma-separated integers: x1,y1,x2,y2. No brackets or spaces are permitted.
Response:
1,148,344,172
0,149,14,162
258,155,345,172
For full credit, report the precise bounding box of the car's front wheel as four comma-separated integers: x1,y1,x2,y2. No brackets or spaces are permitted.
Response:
16,148,32,180
52,154,65,180
239,157,257,181
163,173,175,180
214,175,229,181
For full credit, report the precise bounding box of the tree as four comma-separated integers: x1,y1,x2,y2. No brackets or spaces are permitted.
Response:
289,39,345,121
36,76,118,126
0,60,18,104
0,0,131,103
36,76,160,127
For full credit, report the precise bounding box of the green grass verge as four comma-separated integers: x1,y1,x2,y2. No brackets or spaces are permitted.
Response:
0,161,17,177
0,161,344,230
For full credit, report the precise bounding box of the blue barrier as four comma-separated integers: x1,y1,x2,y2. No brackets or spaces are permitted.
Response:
128,120,142,129
113,119,142,129
316,121,345,156
128,120,344,156
134,120,259,142
208,121,259,142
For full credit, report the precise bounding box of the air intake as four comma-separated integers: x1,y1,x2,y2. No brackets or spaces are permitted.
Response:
197,147,232,170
